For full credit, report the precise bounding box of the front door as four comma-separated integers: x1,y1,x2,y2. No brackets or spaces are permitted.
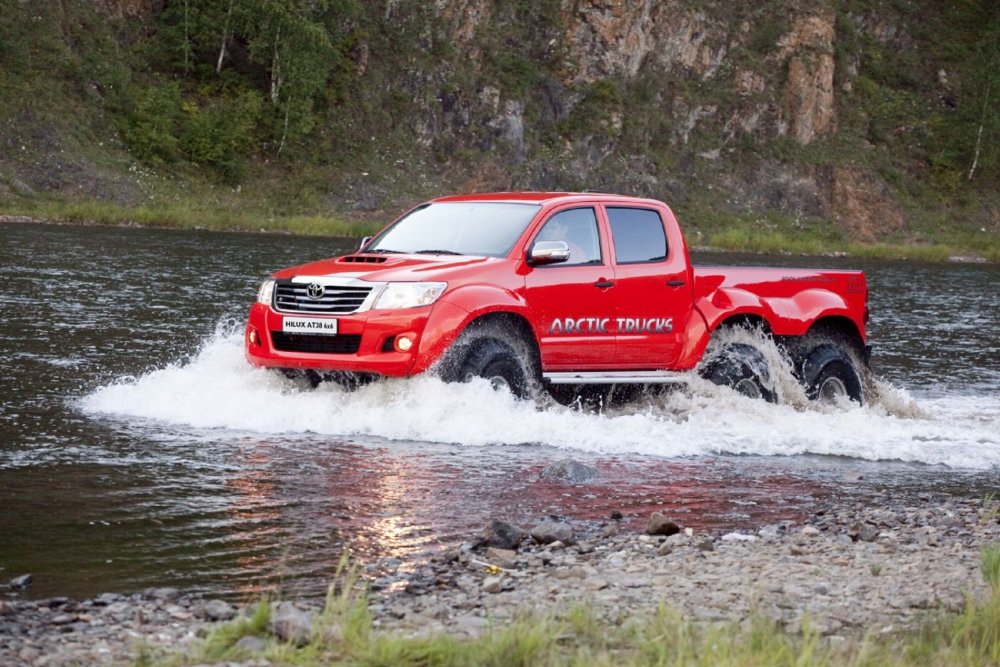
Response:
524,206,618,369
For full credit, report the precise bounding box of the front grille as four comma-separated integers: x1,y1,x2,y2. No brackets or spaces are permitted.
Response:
274,281,372,314
270,332,362,354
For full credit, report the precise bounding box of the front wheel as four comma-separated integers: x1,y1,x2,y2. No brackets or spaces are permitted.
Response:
800,344,864,405
439,330,539,400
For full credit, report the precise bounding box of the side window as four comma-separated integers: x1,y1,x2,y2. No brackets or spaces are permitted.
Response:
607,207,667,263
534,208,602,265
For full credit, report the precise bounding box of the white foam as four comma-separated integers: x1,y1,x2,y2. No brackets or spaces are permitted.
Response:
79,327,1000,470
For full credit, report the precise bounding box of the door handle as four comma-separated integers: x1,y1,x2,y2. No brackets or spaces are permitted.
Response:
666,280,686,287
594,280,614,289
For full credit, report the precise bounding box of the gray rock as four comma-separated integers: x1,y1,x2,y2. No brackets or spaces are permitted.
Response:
483,576,503,594
485,547,517,570
531,519,574,545
144,587,180,601
646,512,681,536
268,602,314,645
235,635,268,653
102,601,132,616
9,574,33,589
94,593,124,606
849,522,879,542
202,599,237,621
453,614,489,636
482,520,526,549
541,459,600,483
663,533,689,547
696,538,715,552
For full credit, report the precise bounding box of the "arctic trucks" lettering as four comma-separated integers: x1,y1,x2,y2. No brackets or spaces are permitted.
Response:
548,318,674,334
246,192,871,406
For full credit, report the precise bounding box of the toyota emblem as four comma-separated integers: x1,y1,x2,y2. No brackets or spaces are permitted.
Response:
306,282,325,299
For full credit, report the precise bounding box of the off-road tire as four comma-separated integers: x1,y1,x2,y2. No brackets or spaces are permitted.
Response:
800,343,864,405
700,342,778,403
438,326,540,400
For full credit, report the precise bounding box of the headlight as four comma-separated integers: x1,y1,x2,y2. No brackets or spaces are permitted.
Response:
256,279,276,305
373,282,446,309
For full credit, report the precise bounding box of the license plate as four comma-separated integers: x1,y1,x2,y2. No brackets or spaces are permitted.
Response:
282,316,338,335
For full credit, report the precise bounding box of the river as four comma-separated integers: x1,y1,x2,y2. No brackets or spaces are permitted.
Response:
1,222,997,601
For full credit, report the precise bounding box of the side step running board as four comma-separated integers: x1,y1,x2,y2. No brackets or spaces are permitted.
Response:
543,370,688,385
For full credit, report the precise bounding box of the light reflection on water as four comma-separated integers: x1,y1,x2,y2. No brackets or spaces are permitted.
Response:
0,221,998,600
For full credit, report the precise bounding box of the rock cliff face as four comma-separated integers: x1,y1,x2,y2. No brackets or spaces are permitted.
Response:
780,13,837,145
412,1,907,238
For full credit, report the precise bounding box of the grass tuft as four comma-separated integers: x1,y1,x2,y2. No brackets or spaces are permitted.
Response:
982,544,1000,591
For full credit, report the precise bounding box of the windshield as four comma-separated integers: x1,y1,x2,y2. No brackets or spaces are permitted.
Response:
366,202,541,258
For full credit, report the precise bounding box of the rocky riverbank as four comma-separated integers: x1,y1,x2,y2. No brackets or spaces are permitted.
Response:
2,496,998,666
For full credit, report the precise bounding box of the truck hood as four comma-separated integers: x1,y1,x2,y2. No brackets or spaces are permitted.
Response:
272,253,500,283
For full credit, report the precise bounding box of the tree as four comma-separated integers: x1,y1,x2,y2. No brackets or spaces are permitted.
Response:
242,0,334,152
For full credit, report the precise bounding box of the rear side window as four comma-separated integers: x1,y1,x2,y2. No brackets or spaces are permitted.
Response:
607,207,667,263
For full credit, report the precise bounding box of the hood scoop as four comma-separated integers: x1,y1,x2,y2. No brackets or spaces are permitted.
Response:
339,255,388,264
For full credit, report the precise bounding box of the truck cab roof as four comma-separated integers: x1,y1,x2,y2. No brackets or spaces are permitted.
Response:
429,192,664,207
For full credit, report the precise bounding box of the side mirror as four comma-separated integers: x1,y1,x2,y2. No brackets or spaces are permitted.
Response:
358,236,372,252
528,241,570,266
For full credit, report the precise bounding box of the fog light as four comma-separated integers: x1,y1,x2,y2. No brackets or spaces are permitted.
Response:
249,329,259,345
396,336,413,352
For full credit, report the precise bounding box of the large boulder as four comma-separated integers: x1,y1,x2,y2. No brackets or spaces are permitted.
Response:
646,512,682,536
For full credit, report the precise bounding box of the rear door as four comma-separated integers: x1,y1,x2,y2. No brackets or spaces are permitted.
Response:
604,205,693,368
523,206,618,369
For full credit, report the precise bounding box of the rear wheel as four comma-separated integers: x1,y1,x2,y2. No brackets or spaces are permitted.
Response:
700,343,778,403
800,344,864,405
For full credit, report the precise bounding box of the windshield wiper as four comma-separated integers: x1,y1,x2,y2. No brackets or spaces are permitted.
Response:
414,249,464,255
366,248,405,254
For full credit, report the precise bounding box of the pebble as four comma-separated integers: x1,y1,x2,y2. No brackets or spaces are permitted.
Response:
530,518,575,545
482,576,503,594
485,547,518,570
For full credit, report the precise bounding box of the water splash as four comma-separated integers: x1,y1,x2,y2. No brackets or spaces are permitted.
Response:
79,324,1000,469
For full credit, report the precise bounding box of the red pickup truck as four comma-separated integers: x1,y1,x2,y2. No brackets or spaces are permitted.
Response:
246,192,871,404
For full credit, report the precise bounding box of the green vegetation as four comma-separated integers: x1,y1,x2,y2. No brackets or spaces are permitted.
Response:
0,0,997,261
4,198,378,237
153,545,1000,666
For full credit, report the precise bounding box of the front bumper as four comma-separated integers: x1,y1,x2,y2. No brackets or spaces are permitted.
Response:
244,300,466,377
